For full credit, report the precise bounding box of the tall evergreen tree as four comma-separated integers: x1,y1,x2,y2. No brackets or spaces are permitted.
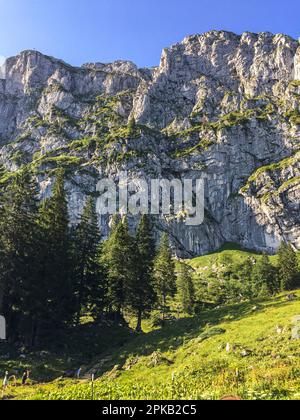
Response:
251,254,279,297
38,169,74,332
177,262,195,315
72,196,102,324
127,215,156,332
153,233,177,320
0,200,6,314
235,257,255,299
0,169,41,344
101,217,132,321
277,242,299,291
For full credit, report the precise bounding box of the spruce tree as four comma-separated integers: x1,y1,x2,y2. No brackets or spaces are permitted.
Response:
0,169,41,344
38,169,74,332
101,217,132,321
127,215,156,332
277,242,299,291
251,254,278,297
177,262,195,315
73,196,102,324
153,233,177,320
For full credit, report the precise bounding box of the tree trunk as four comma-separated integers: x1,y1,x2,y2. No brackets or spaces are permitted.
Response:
162,292,166,322
75,278,84,326
135,309,143,333
31,319,39,347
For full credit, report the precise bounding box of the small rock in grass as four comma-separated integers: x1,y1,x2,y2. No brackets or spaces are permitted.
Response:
107,365,121,379
291,315,300,340
276,326,284,334
286,294,297,301
291,327,300,340
241,349,252,358
124,357,139,371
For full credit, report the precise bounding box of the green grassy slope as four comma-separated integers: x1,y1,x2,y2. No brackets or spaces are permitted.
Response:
3,291,300,401
1,246,300,401
187,244,300,305
188,242,299,272
0,322,134,399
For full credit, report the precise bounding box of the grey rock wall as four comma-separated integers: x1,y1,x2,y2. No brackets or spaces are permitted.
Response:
0,31,299,256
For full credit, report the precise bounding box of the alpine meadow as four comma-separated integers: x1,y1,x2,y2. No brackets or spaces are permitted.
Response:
0,2,300,402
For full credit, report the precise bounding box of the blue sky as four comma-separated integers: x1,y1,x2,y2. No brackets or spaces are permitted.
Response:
0,0,299,68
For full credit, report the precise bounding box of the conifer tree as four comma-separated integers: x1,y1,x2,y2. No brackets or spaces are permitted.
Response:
101,217,132,320
72,196,102,324
277,242,299,291
153,233,177,320
177,262,195,315
127,215,156,332
0,169,41,344
234,257,255,299
38,169,74,331
251,254,278,297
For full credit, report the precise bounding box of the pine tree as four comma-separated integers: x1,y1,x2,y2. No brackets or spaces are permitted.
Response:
177,262,195,315
0,169,41,344
72,196,102,325
277,242,299,291
101,217,132,321
235,257,255,299
0,197,6,314
251,254,278,297
38,169,74,332
127,215,156,332
153,233,177,320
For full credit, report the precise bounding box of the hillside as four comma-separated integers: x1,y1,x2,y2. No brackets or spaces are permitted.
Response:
189,243,300,278
1,282,300,400
0,31,300,256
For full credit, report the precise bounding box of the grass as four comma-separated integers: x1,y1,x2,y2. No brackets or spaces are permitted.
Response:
289,80,300,88
171,138,214,159
277,176,300,193
0,321,134,400
240,152,300,194
176,104,275,140
188,242,300,273
1,245,300,400
284,109,300,126
0,91,157,184
188,242,262,272
19,293,300,400
2,288,300,399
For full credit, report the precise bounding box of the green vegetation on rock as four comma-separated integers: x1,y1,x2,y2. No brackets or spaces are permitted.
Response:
240,152,300,195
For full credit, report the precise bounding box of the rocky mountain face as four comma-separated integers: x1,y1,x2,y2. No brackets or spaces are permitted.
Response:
0,30,299,256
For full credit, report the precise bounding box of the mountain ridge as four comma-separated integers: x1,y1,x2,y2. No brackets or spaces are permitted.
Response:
6,29,298,66
0,30,299,256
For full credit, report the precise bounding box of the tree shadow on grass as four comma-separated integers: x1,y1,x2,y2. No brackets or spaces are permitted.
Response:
87,293,300,376
1,293,298,383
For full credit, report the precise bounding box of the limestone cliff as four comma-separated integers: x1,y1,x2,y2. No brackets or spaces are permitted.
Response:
0,30,299,256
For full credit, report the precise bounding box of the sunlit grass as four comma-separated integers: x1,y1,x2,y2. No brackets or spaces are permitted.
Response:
2,290,299,400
